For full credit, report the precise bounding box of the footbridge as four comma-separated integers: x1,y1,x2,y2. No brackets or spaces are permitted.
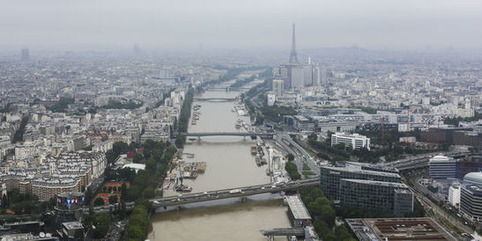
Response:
149,178,320,207
179,132,274,138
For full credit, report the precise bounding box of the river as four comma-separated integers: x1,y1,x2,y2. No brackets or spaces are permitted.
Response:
148,82,292,241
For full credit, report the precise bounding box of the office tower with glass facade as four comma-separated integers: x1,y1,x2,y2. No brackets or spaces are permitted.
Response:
320,166,401,201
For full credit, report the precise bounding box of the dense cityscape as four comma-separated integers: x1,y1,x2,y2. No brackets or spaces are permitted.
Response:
1,1,482,241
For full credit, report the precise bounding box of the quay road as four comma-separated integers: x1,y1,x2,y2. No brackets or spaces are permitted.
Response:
88,178,320,213
381,151,470,171
281,134,320,176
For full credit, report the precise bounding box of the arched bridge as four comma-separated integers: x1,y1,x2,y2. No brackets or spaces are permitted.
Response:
179,132,274,138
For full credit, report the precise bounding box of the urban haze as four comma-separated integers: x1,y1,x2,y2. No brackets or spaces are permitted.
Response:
0,1,481,241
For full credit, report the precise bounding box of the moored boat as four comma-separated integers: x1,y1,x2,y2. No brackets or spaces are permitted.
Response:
250,145,257,155
175,184,193,192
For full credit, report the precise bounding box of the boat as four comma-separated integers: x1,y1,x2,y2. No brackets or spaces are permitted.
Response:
175,184,193,192
255,155,262,166
162,177,172,190
250,145,257,155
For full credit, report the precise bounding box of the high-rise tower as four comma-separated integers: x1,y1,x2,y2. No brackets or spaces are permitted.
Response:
21,48,29,61
289,24,298,64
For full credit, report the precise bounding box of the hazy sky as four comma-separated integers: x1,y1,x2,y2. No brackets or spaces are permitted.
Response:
1,0,481,50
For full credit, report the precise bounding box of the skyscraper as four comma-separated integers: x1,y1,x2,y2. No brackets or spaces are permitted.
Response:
272,79,284,96
21,48,29,61
289,24,298,65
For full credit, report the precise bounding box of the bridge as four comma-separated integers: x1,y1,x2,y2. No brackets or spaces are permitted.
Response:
88,178,320,213
261,228,305,237
179,132,274,138
149,178,320,207
194,97,236,102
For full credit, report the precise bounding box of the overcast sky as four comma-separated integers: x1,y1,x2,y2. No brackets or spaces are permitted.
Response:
1,0,481,51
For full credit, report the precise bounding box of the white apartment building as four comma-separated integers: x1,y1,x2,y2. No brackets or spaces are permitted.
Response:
331,133,370,151
448,183,461,209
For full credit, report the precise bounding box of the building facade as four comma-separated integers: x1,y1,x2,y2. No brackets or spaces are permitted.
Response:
448,183,461,208
331,133,370,150
429,155,456,179
320,166,401,201
339,179,413,216
460,184,482,222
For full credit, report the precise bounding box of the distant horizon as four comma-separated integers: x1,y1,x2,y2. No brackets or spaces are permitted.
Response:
1,0,481,53
1,43,481,54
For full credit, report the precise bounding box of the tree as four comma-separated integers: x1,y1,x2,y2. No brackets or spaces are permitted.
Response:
1,194,8,208
120,183,127,202
84,187,93,205
94,198,105,206
320,204,336,226
286,153,295,162
92,213,110,239
133,153,144,163
142,187,155,199
313,220,331,238
119,201,126,219
175,135,184,149
108,195,118,204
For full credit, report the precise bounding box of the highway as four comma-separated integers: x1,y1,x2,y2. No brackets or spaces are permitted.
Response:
381,151,470,171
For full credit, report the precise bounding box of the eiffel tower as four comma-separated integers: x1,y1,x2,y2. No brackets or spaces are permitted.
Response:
289,24,298,65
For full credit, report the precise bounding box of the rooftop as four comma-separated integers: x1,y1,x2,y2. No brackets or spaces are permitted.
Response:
285,195,311,220
62,221,84,230
322,166,401,178
346,217,457,241
341,179,409,189
463,172,482,185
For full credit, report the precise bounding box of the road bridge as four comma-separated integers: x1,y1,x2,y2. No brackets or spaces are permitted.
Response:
88,178,320,213
149,178,320,207
194,97,236,102
260,227,305,237
179,132,274,138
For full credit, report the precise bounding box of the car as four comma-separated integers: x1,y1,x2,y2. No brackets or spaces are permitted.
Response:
153,201,160,204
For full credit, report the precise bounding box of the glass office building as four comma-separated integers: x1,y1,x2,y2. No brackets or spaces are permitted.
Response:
339,179,413,216
320,166,401,201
